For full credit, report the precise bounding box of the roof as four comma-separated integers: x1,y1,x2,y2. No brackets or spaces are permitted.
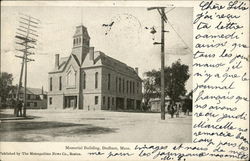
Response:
49,54,79,73
98,51,141,80
10,87,47,95
73,25,90,39
50,51,141,81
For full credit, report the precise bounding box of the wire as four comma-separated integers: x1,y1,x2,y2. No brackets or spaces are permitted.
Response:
167,19,193,53
165,7,175,14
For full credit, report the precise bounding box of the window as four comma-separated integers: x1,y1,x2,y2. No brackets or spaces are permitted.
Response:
95,96,98,105
123,79,125,93
95,72,98,89
116,77,118,92
34,102,37,107
137,82,139,93
83,72,86,89
119,78,121,92
112,97,114,105
50,77,52,91
27,102,30,107
108,74,110,90
103,96,105,105
79,37,81,44
66,66,76,87
27,94,31,100
76,37,78,44
59,76,62,90
126,80,129,93
73,39,76,45
133,82,135,94
49,97,52,105
130,81,132,93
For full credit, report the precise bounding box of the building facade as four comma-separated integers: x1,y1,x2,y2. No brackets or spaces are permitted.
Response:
48,25,142,110
8,87,47,109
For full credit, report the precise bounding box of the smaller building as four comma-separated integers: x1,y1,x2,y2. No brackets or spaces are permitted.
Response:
149,96,185,112
8,87,47,109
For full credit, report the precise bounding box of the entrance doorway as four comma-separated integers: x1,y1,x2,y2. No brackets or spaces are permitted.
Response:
116,97,125,110
64,96,77,109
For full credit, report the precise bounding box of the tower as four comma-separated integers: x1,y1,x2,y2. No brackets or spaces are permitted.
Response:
72,25,90,64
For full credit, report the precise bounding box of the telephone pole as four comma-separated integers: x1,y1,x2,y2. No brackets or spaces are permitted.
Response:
147,7,168,120
15,13,40,117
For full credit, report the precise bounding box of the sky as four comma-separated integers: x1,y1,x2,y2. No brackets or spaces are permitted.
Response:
1,5,193,92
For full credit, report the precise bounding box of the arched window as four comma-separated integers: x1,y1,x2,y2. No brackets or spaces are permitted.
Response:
119,78,121,92
83,72,86,89
126,80,129,93
116,77,118,92
123,79,125,93
79,37,81,44
133,82,135,94
108,74,110,90
130,81,132,93
66,66,76,87
95,72,98,89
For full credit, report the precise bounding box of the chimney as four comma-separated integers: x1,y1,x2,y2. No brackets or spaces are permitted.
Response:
55,54,60,69
135,67,139,75
89,47,94,61
41,86,44,95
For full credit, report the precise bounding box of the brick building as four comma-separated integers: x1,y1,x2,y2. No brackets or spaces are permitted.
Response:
48,25,142,110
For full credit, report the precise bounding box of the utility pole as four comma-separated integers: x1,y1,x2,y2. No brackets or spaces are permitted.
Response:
15,13,40,117
147,7,168,120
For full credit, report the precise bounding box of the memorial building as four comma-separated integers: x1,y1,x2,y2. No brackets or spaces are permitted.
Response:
48,25,142,110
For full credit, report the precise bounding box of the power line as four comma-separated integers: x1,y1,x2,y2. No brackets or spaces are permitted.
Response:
165,7,176,14
159,7,192,54
167,19,193,53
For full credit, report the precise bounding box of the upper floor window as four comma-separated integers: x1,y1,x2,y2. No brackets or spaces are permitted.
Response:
83,72,86,89
126,80,129,93
50,77,52,91
108,74,111,90
137,82,139,93
59,76,62,90
133,82,135,94
130,81,132,93
116,77,118,92
119,78,121,92
95,72,98,89
123,79,125,93
66,66,76,88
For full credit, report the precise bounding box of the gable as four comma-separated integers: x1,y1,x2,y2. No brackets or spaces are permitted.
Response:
49,54,80,74
81,51,103,68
